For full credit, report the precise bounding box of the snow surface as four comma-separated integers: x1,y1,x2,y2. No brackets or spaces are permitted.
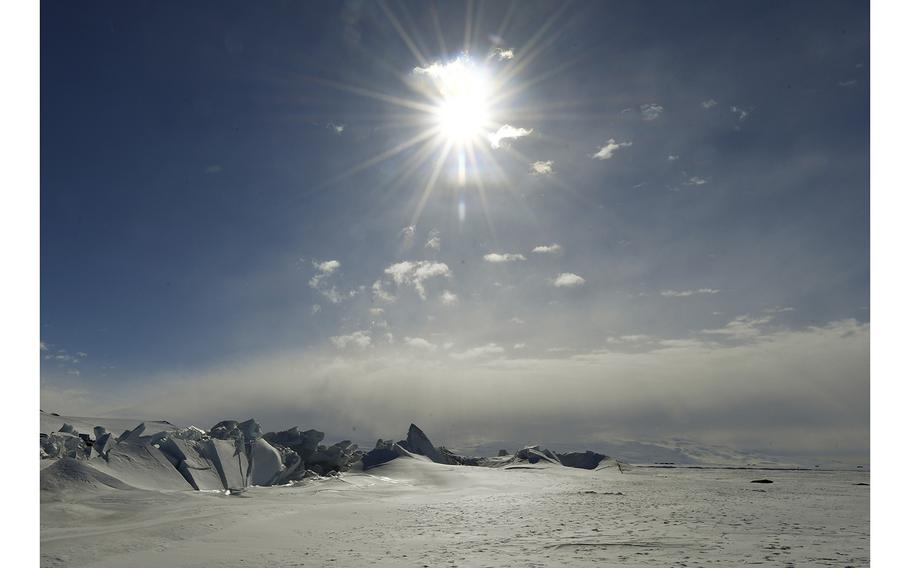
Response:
40,450,869,567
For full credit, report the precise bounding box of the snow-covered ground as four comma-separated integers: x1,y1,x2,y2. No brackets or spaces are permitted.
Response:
41,454,869,567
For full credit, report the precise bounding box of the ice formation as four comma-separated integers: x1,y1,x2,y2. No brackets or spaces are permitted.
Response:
39,412,620,494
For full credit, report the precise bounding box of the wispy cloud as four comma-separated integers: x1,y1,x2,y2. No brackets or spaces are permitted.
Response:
483,253,526,263
606,334,654,344
372,280,395,303
684,176,708,186
450,342,505,360
668,154,679,161
532,243,562,254
730,105,749,121
660,288,719,297
530,160,554,175
440,290,458,305
384,261,451,299
701,315,773,340
425,229,441,250
309,259,344,304
492,47,514,60
553,273,586,288
399,225,417,250
592,139,632,160
330,330,372,349
640,103,664,121
489,124,533,149
404,336,437,351
763,306,795,314
327,122,345,134
701,99,718,109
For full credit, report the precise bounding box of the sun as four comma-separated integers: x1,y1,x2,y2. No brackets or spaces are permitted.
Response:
431,61,492,145
419,57,494,147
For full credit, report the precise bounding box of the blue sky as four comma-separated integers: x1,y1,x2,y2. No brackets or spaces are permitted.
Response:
40,1,869,460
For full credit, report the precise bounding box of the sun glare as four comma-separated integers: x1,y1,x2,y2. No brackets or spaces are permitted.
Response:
422,58,493,146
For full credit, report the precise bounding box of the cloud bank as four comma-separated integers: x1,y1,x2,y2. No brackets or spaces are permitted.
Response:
41,320,869,462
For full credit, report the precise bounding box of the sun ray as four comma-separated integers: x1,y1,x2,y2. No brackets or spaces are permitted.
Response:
302,75,438,115
410,140,453,226
494,0,518,42
463,0,474,54
378,0,431,69
494,2,572,88
309,128,440,195
428,1,448,56
465,140,499,243
470,0,488,53
376,137,447,205
488,53,585,107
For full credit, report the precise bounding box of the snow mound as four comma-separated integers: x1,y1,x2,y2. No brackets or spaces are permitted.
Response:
40,458,138,496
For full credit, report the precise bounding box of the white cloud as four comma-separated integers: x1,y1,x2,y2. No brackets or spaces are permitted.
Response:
592,139,632,160
369,307,385,316
493,47,514,60
607,334,654,344
440,290,458,305
530,160,554,175
553,273,586,288
483,253,526,263
330,330,372,349
837,79,857,87
763,306,795,314
309,260,343,303
510,317,526,325
313,259,340,276
40,341,48,351
450,343,505,360
701,99,718,109
489,124,533,149
702,315,773,340
372,280,396,303
384,261,451,299
311,304,322,314
399,225,416,248
328,122,345,134
404,337,437,351
323,287,344,304
660,288,719,298
684,176,708,186
513,343,527,350
532,243,562,254
425,229,441,250
730,105,749,121
668,154,679,161
640,103,664,121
